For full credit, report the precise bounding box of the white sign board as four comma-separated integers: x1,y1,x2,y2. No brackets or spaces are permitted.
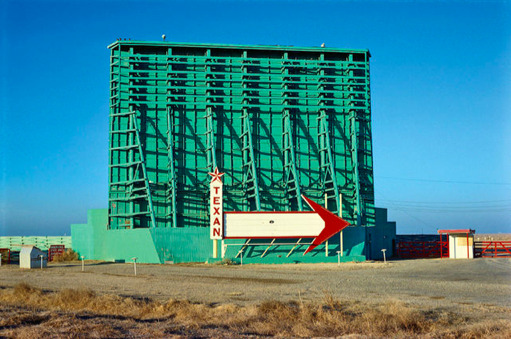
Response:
224,212,325,239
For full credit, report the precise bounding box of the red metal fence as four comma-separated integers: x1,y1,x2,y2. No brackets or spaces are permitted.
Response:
0,248,10,264
397,241,448,259
48,245,66,261
477,241,511,258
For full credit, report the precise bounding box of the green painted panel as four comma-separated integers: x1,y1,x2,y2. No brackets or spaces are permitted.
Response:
71,208,368,264
151,227,211,263
221,226,367,264
367,208,397,260
70,223,93,259
72,209,160,263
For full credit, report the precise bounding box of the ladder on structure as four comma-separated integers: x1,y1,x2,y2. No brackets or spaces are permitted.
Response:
109,109,157,229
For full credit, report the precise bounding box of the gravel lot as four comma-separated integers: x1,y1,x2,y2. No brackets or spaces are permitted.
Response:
1,258,510,313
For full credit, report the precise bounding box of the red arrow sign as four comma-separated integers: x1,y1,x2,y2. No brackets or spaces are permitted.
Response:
222,194,350,254
301,194,350,255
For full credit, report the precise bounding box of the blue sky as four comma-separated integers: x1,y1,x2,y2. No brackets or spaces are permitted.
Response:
1,0,510,236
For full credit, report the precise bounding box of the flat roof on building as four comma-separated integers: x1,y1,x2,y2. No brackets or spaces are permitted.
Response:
437,229,475,234
107,40,370,56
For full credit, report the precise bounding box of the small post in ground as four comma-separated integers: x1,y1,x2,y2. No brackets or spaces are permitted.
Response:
132,257,138,276
381,249,387,264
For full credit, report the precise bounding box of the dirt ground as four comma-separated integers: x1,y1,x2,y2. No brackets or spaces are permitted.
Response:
1,258,510,337
1,258,510,307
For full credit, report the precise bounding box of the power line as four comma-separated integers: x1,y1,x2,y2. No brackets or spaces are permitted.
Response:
376,176,511,186
379,198,511,205
380,202,511,210
388,206,511,213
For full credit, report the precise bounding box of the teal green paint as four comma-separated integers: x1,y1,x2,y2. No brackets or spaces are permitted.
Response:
70,223,93,259
366,208,397,260
71,208,369,263
71,41,378,264
150,227,211,263
71,209,160,263
0,236,72,251
107,41,374,230
222,226,367,264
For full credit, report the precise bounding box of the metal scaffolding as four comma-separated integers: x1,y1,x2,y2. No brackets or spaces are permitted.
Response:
107,41,374,229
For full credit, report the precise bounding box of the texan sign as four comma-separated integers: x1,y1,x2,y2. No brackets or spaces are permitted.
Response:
209,167,349,254
209,167,224,239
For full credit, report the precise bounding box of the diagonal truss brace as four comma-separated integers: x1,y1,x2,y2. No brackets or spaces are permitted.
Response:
131,111,157,229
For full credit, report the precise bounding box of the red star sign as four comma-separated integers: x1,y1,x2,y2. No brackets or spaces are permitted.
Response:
208,167,225,183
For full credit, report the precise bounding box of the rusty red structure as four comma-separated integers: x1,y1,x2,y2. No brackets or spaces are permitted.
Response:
479,241,511,258
396,238,448,259
0,248,10,265
48,245,66,262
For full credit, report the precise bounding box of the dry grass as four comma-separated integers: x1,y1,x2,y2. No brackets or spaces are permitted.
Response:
51,249,79,262
0,283,510,338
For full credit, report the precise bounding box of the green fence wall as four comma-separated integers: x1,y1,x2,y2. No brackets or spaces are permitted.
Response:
0,236,72,251
71,209,370,263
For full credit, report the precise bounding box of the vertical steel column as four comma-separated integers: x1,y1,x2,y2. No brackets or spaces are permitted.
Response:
107,44,122,229
240,51,261,210
281,52,303,211
347,54,361,224
317,53,340,214
166,47,177,228
166,109,177,227
127,47,135,228
205,49,217,170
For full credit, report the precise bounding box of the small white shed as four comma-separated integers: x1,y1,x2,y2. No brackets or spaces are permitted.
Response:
438,229,475,259
20,245,47,269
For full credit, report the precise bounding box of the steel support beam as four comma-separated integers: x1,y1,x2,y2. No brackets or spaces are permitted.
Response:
240,51,261,210
165,47,177,228
317,53,340,214
205,49,217,171
347,54,362,224
166,109,177,228
281,52,303,211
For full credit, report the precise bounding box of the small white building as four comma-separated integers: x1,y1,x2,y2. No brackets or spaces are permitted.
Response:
438,229,475,259
19,245,47,269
